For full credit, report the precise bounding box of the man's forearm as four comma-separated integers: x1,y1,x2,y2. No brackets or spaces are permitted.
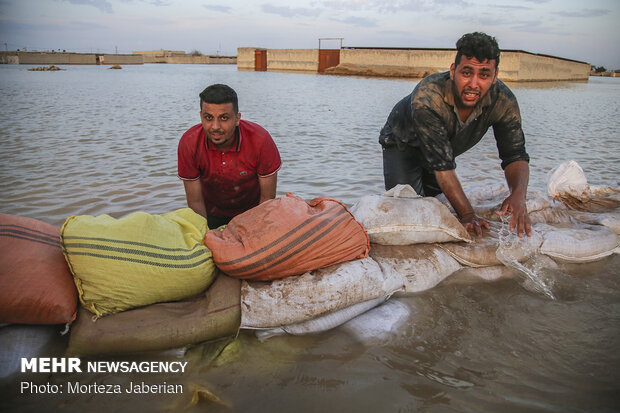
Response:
434,169,473,219
504,160,529,196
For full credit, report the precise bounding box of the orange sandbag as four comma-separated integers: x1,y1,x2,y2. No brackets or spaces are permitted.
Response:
0,214,77,324
204,193,370,280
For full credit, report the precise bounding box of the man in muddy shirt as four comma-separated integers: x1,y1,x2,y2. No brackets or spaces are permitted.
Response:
379,32,531,237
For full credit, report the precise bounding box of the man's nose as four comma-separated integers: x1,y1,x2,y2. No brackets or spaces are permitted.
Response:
469,75,480,88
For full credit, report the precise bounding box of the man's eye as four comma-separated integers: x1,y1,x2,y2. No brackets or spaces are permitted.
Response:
480,73,489,79
220,116,229,121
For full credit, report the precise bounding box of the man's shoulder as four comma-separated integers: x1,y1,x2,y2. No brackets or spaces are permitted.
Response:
239,119,269,135
412,71,450,107
239,119,275,145
179,123,203,145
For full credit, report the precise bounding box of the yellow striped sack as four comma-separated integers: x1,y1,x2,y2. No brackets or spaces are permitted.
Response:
61,208,215,317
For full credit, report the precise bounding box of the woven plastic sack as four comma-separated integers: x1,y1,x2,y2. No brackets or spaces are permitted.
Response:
61,208,215,317
439,221,542,267
67,272,240,356
240,257,404,328
369,244,461,293
350,189,471,245
0,214,77,324
204,193,370,280
539,223,619,263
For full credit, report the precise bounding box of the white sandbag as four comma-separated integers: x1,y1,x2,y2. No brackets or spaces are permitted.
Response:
240,257,404,329
254,296,389,341
439,221,542,267
568,210,620,234
539,223,620,263
547,161,620,212
450,265,520,282
340,298,411,343
370,244,461,294
547,160,591,201
441,184,555,223
350,190,471,245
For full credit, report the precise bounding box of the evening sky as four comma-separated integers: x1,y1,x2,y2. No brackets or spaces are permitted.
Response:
0,0,618,69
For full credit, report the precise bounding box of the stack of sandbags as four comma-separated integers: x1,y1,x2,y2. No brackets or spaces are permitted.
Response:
351,185,469,292
204,193,370,280
61,208,216,317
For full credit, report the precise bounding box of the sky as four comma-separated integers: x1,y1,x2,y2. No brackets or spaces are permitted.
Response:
1,0,619,69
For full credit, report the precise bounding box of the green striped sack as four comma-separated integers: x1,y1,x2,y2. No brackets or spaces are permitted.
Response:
61,208,215,317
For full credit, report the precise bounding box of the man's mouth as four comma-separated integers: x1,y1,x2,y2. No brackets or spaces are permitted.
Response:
462,89,480,103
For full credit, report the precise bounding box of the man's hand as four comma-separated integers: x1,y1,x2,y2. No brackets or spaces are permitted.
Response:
496,192,531,237
459,212,490,237
500,160,532,238
434,169,490,237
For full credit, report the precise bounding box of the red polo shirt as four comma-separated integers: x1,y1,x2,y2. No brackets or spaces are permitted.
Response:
178,120,281,218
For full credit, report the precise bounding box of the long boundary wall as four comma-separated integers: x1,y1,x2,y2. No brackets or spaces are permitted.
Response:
237,47,591,82
0,52,143,65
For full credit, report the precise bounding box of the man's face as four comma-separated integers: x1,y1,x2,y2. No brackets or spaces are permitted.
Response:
200,102,241,149
450,56,498,109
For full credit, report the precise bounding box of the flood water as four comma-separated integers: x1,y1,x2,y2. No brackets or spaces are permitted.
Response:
0,64,619,412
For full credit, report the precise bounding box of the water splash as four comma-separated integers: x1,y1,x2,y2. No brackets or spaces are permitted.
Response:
496,214,556,300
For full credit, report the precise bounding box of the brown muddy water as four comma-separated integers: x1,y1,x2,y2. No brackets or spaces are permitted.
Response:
0,64,619,412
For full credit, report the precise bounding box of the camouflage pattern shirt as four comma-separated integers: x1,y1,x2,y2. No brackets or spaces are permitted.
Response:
379,71,529,171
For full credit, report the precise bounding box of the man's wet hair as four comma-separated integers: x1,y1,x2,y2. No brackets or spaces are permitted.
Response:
455,32,500,68
199,84,239,113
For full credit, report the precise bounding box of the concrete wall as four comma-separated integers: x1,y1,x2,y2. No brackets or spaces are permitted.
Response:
237,48,257,70
150,55,236,64
503,51,590,81
267,49,318,73
0,52,143,65
238,47,590,82
341,48,453,73
99,54,143,65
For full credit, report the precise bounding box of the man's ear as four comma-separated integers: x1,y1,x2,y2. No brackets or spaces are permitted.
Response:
450,63,455,80
235,112,241,125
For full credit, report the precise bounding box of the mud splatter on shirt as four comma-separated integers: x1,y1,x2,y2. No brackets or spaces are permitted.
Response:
379,71,529,171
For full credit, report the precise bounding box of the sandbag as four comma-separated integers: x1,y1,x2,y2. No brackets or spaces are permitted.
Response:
350,189,471,245
0,214,77,324
240,257,404,328
254,296,389,341
569,210,620,234
0,324,69,380
539,223,620,263
547,161,620,212
439,221,543,267
340,298,411,343
61,208,215,317
369,244,461,293
204,193,370,280
66,272,240,356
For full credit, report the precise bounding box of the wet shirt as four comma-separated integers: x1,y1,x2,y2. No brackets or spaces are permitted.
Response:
379,71,529,171
178,120,282,217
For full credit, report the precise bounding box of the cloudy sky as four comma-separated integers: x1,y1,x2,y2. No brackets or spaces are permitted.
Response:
1,0,619,69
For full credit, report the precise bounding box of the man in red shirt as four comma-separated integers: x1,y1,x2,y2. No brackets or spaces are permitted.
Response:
178,84,281,228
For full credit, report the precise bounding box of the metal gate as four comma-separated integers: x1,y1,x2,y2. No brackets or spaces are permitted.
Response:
318,49,340,72
254,50,267,71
